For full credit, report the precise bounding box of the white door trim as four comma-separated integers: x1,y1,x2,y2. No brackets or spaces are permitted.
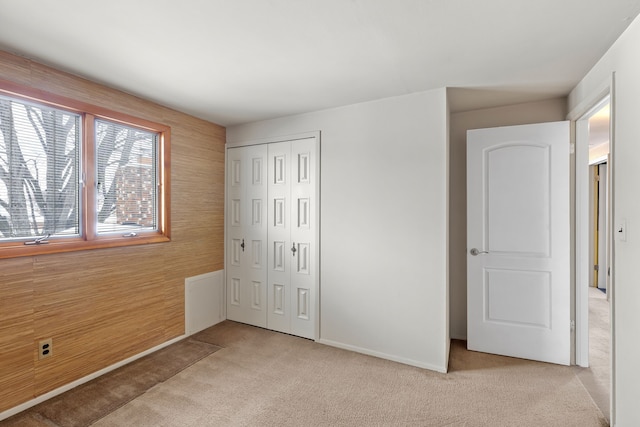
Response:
575,112,591,367
224,131,321,340
567,73,615,423
227,131,321,148
571,88,611,368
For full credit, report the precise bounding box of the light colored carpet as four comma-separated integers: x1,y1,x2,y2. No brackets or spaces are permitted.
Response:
92,321,607,427
2,338,221,427
574,287,610,422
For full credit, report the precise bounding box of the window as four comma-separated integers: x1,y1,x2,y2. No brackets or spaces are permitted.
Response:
95,119,158,235
0,97,81,239
0,80,170,258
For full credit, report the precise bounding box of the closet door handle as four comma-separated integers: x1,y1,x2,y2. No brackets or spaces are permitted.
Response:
241,239,245,252
291,242,297,256
470,248,488,256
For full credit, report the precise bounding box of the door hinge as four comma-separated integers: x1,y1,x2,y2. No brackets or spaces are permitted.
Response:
570,320,576,331
594,264,599,271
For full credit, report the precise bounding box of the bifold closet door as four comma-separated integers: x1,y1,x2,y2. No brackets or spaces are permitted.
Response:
226,144,268,328
267,138,316,339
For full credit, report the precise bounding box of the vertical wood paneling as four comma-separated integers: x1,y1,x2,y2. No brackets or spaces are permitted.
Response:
163,274,186,340
0,50,225,412
0,258,35,409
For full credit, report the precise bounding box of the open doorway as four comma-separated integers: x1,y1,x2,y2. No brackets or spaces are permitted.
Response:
576,97,611,421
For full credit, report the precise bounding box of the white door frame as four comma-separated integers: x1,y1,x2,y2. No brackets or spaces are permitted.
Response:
570,82,612,367
224,131,321,340
568,74,615,421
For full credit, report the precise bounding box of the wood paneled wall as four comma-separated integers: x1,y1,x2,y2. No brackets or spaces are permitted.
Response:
0,51,225,412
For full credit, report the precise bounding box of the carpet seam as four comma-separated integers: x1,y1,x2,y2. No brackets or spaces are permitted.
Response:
87,338,222,426
30,412,60,427
189,335,227,349
572,368,609,425
83,339,222,426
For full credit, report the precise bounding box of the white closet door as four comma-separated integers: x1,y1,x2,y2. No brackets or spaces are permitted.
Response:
226,145,268,328
289,138,316,339
267,141,292,333
267,138,317,339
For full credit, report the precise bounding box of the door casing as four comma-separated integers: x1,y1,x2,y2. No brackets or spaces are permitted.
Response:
224,131,321,340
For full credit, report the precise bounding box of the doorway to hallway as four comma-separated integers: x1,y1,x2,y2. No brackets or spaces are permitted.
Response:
576,97,611,422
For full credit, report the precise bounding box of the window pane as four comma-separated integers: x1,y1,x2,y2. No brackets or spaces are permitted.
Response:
95,120,157,234
0,96,80,241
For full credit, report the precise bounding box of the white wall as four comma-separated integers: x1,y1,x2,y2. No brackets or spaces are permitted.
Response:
569,14,640,426
448,98,567,340
228,89,450,372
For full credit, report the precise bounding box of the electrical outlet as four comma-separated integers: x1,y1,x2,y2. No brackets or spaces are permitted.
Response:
38,338,52,360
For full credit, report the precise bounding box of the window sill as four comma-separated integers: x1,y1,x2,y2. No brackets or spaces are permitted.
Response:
0,234,170,259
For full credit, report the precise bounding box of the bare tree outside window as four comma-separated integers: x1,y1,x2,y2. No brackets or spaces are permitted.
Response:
0,83,169,258
0,97,80,239
0,97,158,241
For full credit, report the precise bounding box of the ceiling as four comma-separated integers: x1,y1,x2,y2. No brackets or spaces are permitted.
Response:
0,1,639,127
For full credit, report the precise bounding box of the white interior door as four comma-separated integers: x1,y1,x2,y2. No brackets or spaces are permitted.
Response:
267,141,291,333
267,137,317,339
597,163,608,291
226,145,268,328
467,121,570,365
289,138,316,339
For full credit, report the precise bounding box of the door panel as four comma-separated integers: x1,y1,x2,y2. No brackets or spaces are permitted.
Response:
226,145,268,328
487,145,550,255
485,269,551,328
289,139,316,339
467,121,570,365
266,138,317,338
267,142,291,334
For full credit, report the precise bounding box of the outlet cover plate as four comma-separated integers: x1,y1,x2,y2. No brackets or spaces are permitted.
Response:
38,338,52,360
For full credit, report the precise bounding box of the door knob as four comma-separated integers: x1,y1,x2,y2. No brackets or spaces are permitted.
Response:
291,242,297,256
470,248,488,256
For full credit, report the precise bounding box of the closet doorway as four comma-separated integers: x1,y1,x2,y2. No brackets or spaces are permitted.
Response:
226,134,320,340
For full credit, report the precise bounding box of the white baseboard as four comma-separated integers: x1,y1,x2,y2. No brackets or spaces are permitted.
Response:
0,334,186,422
317,338,448,374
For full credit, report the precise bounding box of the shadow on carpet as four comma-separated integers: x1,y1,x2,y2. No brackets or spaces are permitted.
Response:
2,336,222,427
